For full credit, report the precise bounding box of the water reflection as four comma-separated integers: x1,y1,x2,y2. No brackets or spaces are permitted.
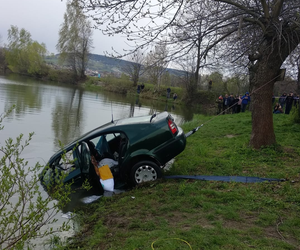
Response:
51,88,84,148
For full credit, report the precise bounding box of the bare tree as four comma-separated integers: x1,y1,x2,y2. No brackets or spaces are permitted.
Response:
145,42,169,90
175,55,198,100
79,0,300,148
169,1,214,86
283,47,300,94
123,49,145,86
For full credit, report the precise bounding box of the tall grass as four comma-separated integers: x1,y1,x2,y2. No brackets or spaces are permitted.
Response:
62,112,300,250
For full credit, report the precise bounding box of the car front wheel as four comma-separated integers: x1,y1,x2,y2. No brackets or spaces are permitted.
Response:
130,161,162,185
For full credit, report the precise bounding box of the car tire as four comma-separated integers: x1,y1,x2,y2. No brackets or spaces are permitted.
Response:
130,161,162,185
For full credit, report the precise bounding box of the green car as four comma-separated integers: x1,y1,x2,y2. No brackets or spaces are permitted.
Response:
41,112,186,190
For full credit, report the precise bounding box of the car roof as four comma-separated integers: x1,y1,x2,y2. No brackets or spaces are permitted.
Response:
81,111,169,140
48,112,170,162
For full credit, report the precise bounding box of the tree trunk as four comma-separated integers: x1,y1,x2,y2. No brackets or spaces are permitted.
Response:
297,62,300,122
297,62,300,96
249,55,280,148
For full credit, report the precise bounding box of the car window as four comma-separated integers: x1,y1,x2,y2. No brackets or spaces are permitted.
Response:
53,144,81,172
90,133,120,145
89,133,125,160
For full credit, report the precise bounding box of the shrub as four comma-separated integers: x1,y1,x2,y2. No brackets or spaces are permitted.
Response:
0,108,71,249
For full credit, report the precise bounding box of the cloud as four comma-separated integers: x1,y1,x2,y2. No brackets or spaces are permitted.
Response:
0,0,128,56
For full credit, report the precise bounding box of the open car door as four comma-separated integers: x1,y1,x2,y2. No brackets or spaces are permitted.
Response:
81,142,91,176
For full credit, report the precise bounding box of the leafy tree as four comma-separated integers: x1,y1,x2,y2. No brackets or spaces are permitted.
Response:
0,108,71,249
225,74,249,95
0,35,6,72
0,47,6,73
57,0,93,81
5,26,47,76
79,0,300,148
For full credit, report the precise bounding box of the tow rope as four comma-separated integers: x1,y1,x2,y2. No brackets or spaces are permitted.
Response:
164,175,285,183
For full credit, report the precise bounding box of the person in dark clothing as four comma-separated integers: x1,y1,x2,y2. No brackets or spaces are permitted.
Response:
236,95,242,113
137,85,141,94
231,95,239,114
208,80,212,90
279,93,286,109
223,94,230,114
173,93,178,101
166,87,171,98
228,94,235,113
285,92,294,114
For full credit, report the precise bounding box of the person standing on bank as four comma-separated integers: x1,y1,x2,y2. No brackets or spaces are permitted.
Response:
241,92,251,112
208,80,212,90
223,94,230,114
279,93,286,109
231,95,239,114
137,84,141,94
173,93,178,101
166,87,171,99
236,95,242,113
216,95,223,114
285,92,294,114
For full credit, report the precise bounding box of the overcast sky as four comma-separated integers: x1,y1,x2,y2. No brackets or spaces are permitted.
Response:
0,0,128,56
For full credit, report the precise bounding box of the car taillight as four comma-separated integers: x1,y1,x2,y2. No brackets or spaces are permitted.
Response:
168,119,178,134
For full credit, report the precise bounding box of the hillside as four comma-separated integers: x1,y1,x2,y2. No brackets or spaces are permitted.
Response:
45,53,186,77
88,54,186,77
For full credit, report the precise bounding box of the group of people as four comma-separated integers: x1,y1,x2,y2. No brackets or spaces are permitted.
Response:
216,92,251,115
216,91,299,115
273,92,299,114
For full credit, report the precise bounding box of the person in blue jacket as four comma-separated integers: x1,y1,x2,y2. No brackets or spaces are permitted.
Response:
241,92,251,112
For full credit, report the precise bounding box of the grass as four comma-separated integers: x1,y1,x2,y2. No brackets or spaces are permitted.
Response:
61,111,300,250
82,75,216,109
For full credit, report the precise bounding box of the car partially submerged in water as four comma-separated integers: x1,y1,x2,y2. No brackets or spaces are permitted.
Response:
41,112,186,191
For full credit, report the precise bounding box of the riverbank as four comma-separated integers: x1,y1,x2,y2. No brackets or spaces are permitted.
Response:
82,76,217,111
60,111,300,250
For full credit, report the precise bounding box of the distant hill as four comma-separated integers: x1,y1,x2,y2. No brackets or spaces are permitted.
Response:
87,54,129,75
87,54,186,77
46,53,186,77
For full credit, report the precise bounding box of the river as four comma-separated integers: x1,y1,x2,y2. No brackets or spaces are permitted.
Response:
0,74,204,248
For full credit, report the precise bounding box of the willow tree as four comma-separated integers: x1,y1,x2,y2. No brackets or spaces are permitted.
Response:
79,0,300,148
57,0,93,80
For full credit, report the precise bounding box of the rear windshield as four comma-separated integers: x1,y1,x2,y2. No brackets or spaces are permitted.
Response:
116,112,168,125
116,115,151,125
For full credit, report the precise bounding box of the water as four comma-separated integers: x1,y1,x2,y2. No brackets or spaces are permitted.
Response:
0,74,204,247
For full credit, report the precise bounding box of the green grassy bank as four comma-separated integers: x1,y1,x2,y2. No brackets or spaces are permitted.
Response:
60,110,300,250
83,76,216,109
